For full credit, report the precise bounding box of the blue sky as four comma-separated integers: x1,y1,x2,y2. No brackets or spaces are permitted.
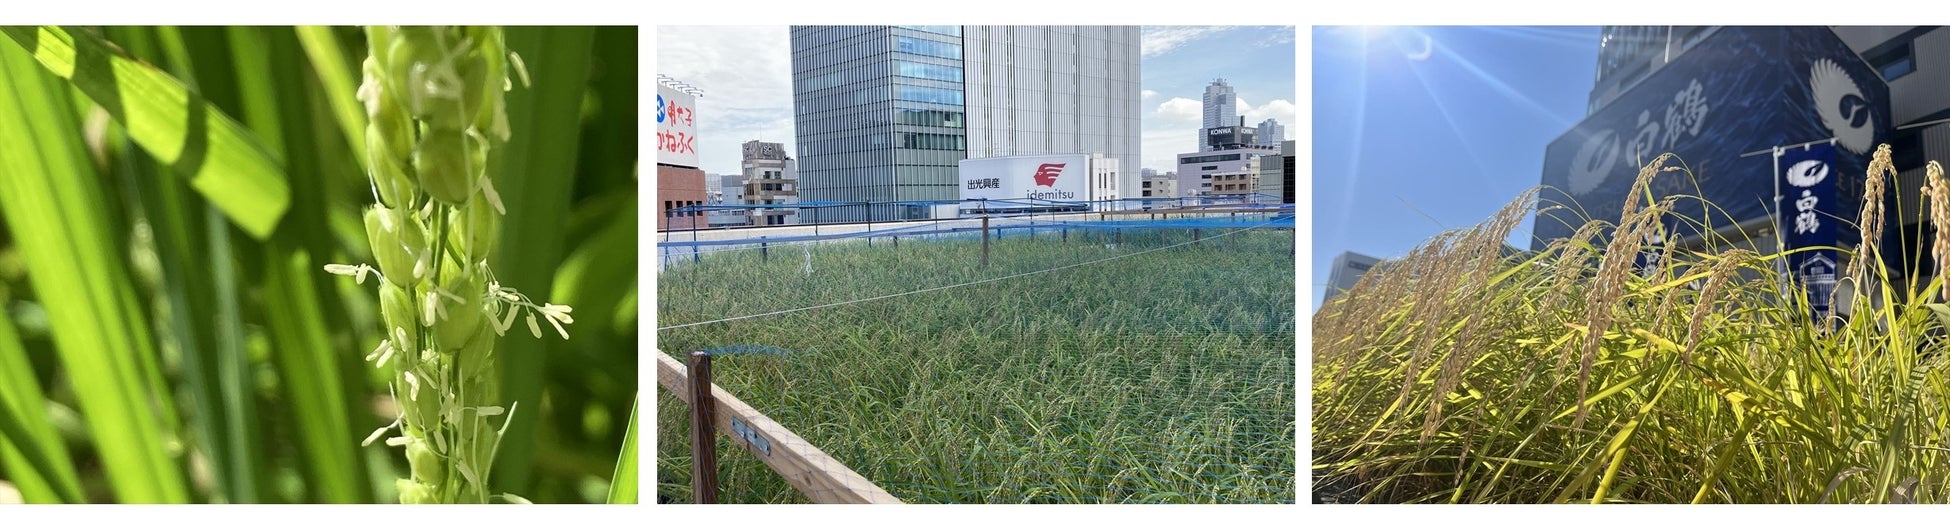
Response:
1311,26,1601,310
656,26,1295,177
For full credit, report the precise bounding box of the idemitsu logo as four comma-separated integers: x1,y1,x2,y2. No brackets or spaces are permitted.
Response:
1033,163,1066,186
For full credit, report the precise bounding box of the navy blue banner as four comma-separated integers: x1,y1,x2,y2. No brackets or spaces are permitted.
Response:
1779,142,1841,315
1535,27,1891,251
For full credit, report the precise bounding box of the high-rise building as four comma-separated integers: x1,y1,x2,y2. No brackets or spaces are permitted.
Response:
1202,78,1237,130
1255,118,1285,147
1535,26,1950,310
1325,251,1384,303
790,25,1141,222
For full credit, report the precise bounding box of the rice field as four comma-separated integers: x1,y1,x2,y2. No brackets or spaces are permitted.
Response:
1313,150,1950,504
656,226,1297,503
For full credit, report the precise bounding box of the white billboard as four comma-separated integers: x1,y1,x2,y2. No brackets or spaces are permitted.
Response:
656,84,700,168
959,154,1090,202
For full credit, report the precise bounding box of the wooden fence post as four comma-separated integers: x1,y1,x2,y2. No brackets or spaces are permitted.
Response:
981,215,990,269
689,351,719,504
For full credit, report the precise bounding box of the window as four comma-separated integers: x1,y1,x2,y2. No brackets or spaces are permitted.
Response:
1179,153,1242,164
899,132,964,151
1871,42,1916,81
895,107,965,128
1201,165,1218,171
897,36,961,60
896,60,963,82
1893,128,1927,172
895,84,964,105
898,25,961,37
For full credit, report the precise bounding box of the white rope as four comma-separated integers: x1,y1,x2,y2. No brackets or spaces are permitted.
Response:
656,220,1283,331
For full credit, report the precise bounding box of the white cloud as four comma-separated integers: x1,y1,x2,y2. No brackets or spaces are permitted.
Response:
1245,99,1298,134
1141,129,1200,175
1142,89,1158,100
658,26,796,175
1257,26,1297,48
1155,97,1202,125
1141,26,1232,57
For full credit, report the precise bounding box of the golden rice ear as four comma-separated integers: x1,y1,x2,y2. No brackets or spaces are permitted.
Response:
1925,160,1948,300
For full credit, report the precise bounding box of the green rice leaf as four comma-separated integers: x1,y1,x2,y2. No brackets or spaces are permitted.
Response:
0,25,289,239
488,25,597,496
607,396,638,504
0,37,189,503
0,305,85,504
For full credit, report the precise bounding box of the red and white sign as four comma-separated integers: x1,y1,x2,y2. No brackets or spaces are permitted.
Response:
657,84,700,168
959,154,1090,202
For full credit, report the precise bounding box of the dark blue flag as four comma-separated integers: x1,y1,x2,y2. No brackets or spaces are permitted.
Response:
1779,142,1841,316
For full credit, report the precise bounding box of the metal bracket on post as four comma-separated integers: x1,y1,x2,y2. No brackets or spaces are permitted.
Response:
688,351,719,504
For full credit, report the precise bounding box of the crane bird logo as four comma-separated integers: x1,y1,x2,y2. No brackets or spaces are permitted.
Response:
1786,158,1830,188
1033,163,1066,187
1568,128,1620,196
1811,58,1874,155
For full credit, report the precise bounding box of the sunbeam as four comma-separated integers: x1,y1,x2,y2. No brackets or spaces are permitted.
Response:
1431,32,1580,130
1402,47,1498,195
1329,28,1372,247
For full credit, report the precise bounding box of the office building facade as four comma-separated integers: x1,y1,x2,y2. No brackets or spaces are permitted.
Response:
1255,118,1285,148
740,140,799,225
1259,139,1296,204
790,25,1141,222
1141,173,1177,199
1536,26,1950,313
1202,78,1237,130
1176,147,1273,198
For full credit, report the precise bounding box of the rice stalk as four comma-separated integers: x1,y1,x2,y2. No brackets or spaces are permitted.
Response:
1314,143,1950,503
324,26,573,504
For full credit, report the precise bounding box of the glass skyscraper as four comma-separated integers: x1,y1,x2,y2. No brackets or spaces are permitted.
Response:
1202,78,1237,129
790,25,1140,222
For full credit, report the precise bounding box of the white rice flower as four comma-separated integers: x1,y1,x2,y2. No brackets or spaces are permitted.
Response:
323,263,378,285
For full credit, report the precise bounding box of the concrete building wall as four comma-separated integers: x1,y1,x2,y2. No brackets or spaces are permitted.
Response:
1176,147,1270,198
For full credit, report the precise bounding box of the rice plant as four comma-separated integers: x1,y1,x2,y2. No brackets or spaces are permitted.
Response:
658,227,1297,503
323,26,577,504
1313,146,1950,504
0,25,637,504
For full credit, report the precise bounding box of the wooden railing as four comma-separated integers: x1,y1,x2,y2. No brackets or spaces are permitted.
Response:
655,350,902,504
